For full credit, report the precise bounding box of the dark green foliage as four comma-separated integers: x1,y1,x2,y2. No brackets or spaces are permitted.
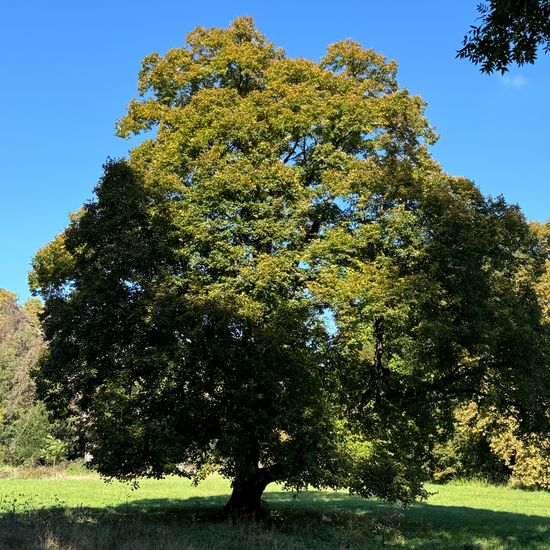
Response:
0,402,51,465
432,222,550,488
458,1,550,73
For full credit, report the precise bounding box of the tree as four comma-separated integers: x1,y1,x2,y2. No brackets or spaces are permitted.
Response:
432,401,550,489
458,1,550,73
532,220,550,322
0,290,65,466
0,291,43,427
31,17,550,518
431,220,550,487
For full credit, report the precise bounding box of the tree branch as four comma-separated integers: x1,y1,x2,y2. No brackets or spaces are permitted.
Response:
281,140,299,164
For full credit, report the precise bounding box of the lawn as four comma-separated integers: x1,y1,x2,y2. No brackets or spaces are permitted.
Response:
0,473,549,549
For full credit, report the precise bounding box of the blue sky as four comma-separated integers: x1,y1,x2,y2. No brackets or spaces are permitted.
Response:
1,1,549,301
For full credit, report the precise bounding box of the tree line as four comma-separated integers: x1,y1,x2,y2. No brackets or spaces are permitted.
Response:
0,291,68,466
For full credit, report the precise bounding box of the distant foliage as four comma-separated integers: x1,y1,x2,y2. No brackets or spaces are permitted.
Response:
489,417,550,490
431,403,510,484
0,292,43,413
40,434,68,466
432,221,550,488
433,403,550,490
532,221,550,324
0,402,51,465
0,291,66,466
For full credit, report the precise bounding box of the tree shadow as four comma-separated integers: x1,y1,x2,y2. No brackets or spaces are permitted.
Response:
0,491,549,549
267,490,550,548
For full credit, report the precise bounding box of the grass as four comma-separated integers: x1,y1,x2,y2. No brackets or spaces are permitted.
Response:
0,473,549,549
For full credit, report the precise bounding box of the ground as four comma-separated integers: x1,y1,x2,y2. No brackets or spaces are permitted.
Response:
0,471,549,549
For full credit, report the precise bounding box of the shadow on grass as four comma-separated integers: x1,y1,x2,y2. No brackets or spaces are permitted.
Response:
0,491,549,549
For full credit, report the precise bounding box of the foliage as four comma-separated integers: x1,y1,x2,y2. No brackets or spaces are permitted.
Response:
432,402,550,490
432,221,550,489
40,435,67,467
0,402,51,466
532,220,550,323
0,294,41,413
31,17,550,517
489,416,550,490
458,1,550,73
430,403,511,484
493,220,550,489
0,291,66,466
0,289,17,304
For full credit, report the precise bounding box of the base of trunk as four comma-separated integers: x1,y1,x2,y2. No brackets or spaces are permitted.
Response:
222,473,270,521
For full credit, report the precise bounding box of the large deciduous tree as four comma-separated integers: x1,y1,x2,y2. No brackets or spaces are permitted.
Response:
31,17,549,518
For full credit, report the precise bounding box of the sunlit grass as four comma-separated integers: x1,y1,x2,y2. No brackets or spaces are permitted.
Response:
0,474,549,549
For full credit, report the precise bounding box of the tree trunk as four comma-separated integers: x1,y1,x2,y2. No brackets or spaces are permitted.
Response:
374,317,384,378
222,467,273,521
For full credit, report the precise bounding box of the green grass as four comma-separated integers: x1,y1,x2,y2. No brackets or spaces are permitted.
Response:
0,474,549,549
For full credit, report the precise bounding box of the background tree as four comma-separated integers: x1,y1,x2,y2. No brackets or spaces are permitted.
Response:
432,401,550,489
431,219,550,487
458,0,550,73
532,220,550,320
31,17,550,518
0,290,67,465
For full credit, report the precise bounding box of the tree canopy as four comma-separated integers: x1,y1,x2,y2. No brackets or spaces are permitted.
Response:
458,0,550,73
31,17,550,518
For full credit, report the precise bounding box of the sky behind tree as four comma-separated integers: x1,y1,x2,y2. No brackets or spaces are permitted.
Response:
2,0,549,300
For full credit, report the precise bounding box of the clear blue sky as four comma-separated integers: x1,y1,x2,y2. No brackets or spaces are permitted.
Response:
2,1,549,301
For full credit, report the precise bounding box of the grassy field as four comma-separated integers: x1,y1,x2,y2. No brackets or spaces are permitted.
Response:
0,473,549,549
